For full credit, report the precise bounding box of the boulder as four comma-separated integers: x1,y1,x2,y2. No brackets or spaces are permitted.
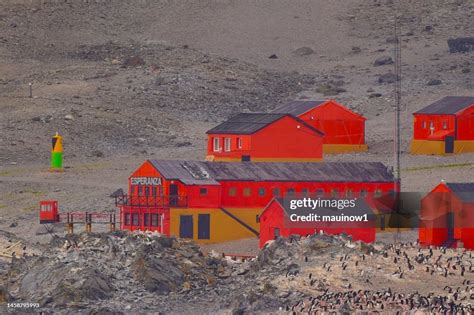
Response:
374,56,394,66
447,37,474,53
293,47,315,56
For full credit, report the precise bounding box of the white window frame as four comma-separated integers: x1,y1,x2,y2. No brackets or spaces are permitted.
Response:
224,138,231,152
213,138,221,152
237,137,242,149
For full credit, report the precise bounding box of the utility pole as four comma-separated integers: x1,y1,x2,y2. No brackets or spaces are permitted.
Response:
393,12,402,243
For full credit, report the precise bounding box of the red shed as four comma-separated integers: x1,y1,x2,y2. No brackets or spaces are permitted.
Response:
259,198,376,248
271,100,367,154
419,182,474,249
206,113,324,162
410,96,474,155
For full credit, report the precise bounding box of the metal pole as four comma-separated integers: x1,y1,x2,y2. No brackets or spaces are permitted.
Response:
393,12,402,242
28,83,32,98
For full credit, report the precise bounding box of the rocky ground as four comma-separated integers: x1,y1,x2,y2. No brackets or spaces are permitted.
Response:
0,0,473,312
0,232,472,314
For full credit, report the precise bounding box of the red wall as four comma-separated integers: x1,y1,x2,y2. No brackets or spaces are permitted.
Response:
456,106,474,140
298,100,366,145
219,180,396,208
259,200,375,248
207,116,323,160
120,206,170,233
413,114,455,140
419,183,474,249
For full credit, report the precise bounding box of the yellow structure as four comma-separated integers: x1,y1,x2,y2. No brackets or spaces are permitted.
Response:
410,139,474,155
323,144,368,154
169,207,261,244
50,132,64,172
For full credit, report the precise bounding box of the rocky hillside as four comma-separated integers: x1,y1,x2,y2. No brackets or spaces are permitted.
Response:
1,232,472,313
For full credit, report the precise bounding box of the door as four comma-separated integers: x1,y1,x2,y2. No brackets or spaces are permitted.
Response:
274,227,280,240
169,184,178,206
445,136,454,153
241,155,251,162
179,215,193,238
198,214,210,240
446,212,454,241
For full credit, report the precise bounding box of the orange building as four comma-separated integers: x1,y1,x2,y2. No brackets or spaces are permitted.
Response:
271,100,367,153
410,96,474,155
419,181,474,249
206,113,324,162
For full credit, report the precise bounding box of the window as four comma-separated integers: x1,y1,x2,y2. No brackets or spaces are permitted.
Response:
302,188,309,196
256,215,260,223
243,188,251,197
228,187,237,197
125,213,131,225
422,121,426,129
200,188,208,196
286,188,295,197
346,189,353,198
272,188,281,197
152,187,157,197
137,185,143,196
144,213,149,226
429,121,434,129
258,187,266,196
330,189,339,198
237,137,242,149
315,189,324,197
145,186,150,196
130,185,136,195
374,189,383,198
224,138,231,152
213,138,220,152
442,121,448,130
158,186,164,196
132,213,139,226
360,189,368,197
151,214,159,227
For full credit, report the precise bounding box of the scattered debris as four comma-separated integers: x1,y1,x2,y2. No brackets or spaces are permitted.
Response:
427,79,442,86
374,56,393,66
448,37,474,53
293,47,315,56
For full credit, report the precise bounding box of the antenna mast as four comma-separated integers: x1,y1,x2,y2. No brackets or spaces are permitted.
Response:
393,11,402,243
394,14,402,187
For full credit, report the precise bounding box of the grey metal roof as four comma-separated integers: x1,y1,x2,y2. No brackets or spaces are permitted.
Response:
149,160,395,185
271,100,326,116
206,113,286,135
206,112,324,136
415,96,474,115
446,183,474,203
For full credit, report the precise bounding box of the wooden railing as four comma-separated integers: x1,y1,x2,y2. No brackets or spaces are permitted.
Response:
114,195,187,208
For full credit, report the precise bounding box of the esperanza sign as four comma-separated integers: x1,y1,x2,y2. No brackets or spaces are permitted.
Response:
130,177,162,186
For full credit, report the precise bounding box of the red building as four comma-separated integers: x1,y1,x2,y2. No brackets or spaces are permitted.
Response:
419,182,474,249
271,100,368,153
117,160,396,244
410,96,474,155
206,113,324,162
259,198,376,248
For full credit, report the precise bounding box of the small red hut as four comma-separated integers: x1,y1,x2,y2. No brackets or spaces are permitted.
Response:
271,100,367,153
410,96,474,155
206,113,324,162
419,181,474,249
259,198,376,248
